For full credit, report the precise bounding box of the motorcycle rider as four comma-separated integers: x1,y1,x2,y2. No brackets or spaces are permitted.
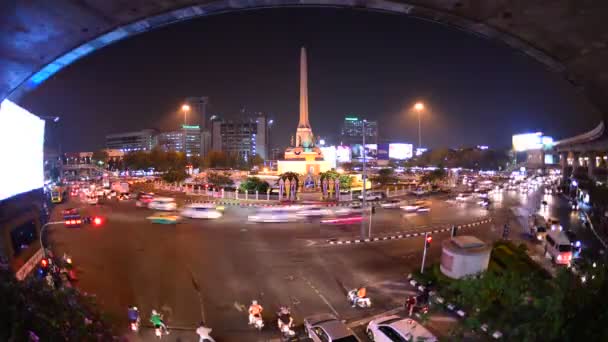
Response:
248,300,264,325
150,309,169,335
277,306,294,331
352,286,367,307
127,306,139,324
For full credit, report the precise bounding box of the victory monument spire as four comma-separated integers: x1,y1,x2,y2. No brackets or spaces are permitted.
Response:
295,47,314,148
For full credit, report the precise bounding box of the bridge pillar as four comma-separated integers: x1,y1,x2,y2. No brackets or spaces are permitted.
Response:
588,153,596,179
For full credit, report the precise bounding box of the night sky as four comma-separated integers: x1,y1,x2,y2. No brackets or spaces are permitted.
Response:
22,7,600,152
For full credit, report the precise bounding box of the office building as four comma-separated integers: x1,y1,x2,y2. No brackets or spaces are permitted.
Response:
186,96,209,128
157,125,202,157
211,114,269,161
340,116,378,145
105,129,157,152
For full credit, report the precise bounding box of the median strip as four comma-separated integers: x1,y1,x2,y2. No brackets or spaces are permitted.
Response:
325,218,493,246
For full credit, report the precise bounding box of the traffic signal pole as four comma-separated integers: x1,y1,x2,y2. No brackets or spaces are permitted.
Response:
421,232,430,274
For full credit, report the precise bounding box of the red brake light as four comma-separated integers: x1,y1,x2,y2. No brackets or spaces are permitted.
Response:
93,217,102,226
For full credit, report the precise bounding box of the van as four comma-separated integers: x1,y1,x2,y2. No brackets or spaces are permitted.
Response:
545,230,573,265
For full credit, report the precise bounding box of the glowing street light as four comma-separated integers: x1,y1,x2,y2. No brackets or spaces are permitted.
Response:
413,102,425,149
181,104,191,125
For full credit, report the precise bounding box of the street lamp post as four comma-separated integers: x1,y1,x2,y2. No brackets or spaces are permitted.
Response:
414,102,425,149
39,221,65,257
182,104,191,126
361,119,367,240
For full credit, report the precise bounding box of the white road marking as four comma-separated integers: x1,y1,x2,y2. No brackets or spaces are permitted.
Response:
301,275,341,318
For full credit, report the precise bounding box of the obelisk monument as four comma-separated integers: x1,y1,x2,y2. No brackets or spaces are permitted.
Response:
295,47,315,148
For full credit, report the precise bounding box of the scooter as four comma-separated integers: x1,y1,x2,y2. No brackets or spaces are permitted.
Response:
347,289,372,308
251,314,264,331
280,322,296,340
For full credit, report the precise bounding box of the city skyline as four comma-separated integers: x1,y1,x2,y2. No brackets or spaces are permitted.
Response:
21,8,599,152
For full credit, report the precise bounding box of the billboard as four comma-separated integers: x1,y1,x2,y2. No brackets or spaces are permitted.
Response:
320,146,337,169
336,145,351,163
512,132,542,152
377,143,389,160
389,143,413,160
352,144,377,160
0,100,45,201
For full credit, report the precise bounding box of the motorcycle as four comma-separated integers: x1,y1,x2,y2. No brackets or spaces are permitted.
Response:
128,307,140,333
251,314,264,331
347,289,372,308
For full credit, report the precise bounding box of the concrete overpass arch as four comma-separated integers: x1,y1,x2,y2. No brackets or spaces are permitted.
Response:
3,0,607,120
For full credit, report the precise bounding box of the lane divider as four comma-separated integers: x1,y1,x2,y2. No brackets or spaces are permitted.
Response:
326,218,493,245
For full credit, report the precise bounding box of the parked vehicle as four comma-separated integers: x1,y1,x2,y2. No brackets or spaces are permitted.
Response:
367,316,437,342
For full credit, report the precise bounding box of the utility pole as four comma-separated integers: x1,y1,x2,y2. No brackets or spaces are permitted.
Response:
360,119,367,240
421,233,432,274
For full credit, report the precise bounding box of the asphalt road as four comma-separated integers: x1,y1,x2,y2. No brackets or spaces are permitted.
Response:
46,188,588,341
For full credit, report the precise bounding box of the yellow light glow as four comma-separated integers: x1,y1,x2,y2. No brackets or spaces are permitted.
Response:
414,102,425,111
181,104,191,111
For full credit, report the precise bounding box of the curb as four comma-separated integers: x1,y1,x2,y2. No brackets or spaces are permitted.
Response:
326,218,493,245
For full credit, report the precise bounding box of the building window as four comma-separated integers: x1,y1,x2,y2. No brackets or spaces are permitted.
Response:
10,220,37,257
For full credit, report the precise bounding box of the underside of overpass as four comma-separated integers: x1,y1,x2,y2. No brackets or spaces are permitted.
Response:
2,0,608,123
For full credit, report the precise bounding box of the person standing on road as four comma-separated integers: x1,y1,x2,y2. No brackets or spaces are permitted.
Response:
196,321,215,342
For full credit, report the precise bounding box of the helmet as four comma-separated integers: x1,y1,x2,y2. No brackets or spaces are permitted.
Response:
252,300,258,305
280,306,290,314
152,309,158,315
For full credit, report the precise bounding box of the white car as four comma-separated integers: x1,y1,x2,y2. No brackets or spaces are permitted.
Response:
381,199,406,209
148,197,177,211
358,192,385,201
181,204,222,219
248,208,298,223
367,316,437,342
296,206,333,217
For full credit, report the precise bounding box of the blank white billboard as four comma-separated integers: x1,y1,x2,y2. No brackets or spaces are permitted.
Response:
336,145,351,163
0,100,45,201
389,143,413,160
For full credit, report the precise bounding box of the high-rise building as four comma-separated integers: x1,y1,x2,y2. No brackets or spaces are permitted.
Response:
105,129,157,152
186,96,209,128
210,114,269,161
157,125,202,157
340,116,378,145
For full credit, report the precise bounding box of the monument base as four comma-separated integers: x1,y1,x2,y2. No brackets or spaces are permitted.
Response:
277,159,332,176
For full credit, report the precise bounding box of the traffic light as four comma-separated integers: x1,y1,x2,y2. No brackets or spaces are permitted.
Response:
425,234,432,249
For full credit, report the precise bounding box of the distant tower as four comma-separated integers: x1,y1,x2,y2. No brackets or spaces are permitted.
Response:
186,96,209,129
295,47,315,148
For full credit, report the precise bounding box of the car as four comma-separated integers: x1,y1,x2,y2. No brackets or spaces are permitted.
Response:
367,316,437,342
181,204,223,219
148,197,177,211
358,191,385,201
296,206,333,217
321,213,363,225
248,208,298,223
146,212,180,224
304,313,359,342
381,199,406,209
564,230,582,258
84,194,98,205
135,192,155,207
401,201,427,212
545,230,573,265
416,205,431,213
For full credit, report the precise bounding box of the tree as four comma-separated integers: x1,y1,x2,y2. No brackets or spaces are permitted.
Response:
239,177,270,193
420,168,447,185
374,168,397,186
161,169,188,184
0,268,115,341
203,150,228,169
91,150,109,165
207,172,234,188
250,154,265,168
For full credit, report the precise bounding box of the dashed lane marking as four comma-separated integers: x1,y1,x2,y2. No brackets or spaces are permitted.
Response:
300,275,341,318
